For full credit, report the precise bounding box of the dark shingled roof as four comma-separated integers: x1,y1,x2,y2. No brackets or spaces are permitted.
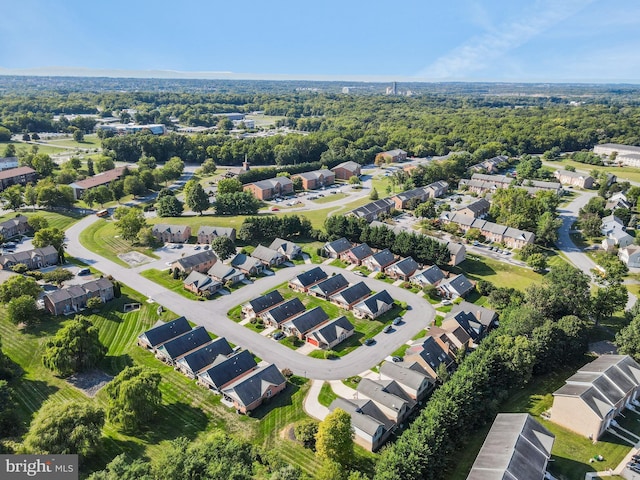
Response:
173,250,217,270
449,301,498,329
222,364,286,408
284,306,329,335
379,361,432,392
264,298,306,325
325,237,352,255
347,243,374,261
138,316,191,348
176,337,233,374
355,290,394,315
248,290,284,314
157,326,211,361
306,315,354,346
291,266,328,288
330,281,371,305
387,256,419,276
309,274,349,297
329,398,391,437
367,249,396,268
199,350,257,389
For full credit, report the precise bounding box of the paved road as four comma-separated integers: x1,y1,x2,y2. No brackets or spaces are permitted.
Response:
65,215,435,380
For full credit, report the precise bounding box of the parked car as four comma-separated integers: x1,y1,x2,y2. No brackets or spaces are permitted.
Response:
442,299,452,306
77,268,91,276
272,331,285,341
203,245,210,250
364,338,375,346
194,246,201,250
354,271,365,277
383,325,393,333
271,207,280,211
392,316,403,325
391,356,402,363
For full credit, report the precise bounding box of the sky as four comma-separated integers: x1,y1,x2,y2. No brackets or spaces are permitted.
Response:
1,0,639,83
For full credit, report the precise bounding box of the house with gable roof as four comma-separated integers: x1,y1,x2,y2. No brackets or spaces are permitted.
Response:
137,317,191,350
410,265,446,287
323,237,352,258
268,237,301,260
241,290,285,319
288,266,328,292
282,306,329,339
196,349,257,392
155,326,211,365
251,244,285,267
329,281,372,310
183,271,221,297
437,274,475,299
329,397,394,452
353,290,394,319
175,337,233,378
341,243,374,266
221,363,287,414
305,315,355,349
152,224,191,243
384,256,420,281
170,249,217,275
362,249,396,272
207,262,244,285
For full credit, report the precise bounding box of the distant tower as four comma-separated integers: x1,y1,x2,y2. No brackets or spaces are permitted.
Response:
392,82,397,95
342,87,350,94
242,154,250,171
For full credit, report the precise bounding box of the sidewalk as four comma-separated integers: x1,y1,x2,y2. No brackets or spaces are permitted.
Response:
303,379,330,421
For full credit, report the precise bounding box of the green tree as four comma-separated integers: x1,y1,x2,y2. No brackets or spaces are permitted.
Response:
138,155,157,170
616,314,640,361
0,275,42,302
42,316,107,377
215,192,260,215
0,380,19,437
2,142,16,156
33,226,66,251
592,283,628,326
7,295,38,326
114,207,147,242
136,226,156,246
24,401,105,457
1,185,23,211
124,175,145,197
317,460,346,480
27,215,48,233
294,420,318,450
316,408,354,467
414,199,436,218
87,296,103,310
349,175,360,185
198,158,216,175
156,195,184,217
580,212,602,237
73,129,84,143
105,366,162,432
211,236,236,260
94,156,115,173
536,211,562,246
24,184,38,211
42,268,74,285
369,188,379,200
185,182,210,215
217,178,243,194
527,252,548,272
87,454,153,480
87,159,95,176
93,185,112,208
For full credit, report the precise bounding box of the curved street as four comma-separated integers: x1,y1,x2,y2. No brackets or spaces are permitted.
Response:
65,215,435,380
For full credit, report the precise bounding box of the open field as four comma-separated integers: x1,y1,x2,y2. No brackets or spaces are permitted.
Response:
0,210,83,232
312,192,348,204
139,268,202,300
79,219,159,267
43,134,102,149
0,141,69,156
454,254,543,291
544,159,640,184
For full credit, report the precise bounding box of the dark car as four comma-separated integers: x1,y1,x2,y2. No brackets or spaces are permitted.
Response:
363,338,375,346
77,268,91,276
383,325,393,333
392,356,402,363
272,331,285,341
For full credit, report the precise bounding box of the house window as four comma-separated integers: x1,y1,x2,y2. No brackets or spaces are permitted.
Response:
266,389,272,397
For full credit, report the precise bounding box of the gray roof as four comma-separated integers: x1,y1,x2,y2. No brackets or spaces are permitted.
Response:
332,161,360,172
173,250,217,270
596,143,640,153
459,198,490,215
367,249,396,268
183,271,220,292
407,336,453,373
199,349,257,389
467,413,554,480
283,306,329,335
306,315,354,346
382,149,407,156
355,290,394,315
158,326,211,361
504,227,535,243
411,265,445,285
247,290,284,314
387,256,419,276
555,169,592,180
357,378,410,415
394,186,430,202
349,198,395,219
291,266,328,288
230,253,262,272
450,301,497,328
471,173,514,185
152,224,189,235
440,274,474,296
347,243,374,261
379,361,432,391
309,274,349,297
207,262,241,281
330,281,371,305
325,237,352,255
265,298,306,324
222,363,286,408
139,316,192,347
251,176,293,190
295,169,334,181
197,226,236,238
0,214,28,231
0,245,58,266
268,238,300,256
329,398,391,437
251,244,283,263
177,338,233,373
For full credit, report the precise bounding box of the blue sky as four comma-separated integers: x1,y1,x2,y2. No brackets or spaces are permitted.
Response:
1,0,639,82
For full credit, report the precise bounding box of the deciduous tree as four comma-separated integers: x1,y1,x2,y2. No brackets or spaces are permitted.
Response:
0,275,42,302
185,181,210,215
7,295,38,326
211,236,236,260
105,366,162,432
316,408,353,467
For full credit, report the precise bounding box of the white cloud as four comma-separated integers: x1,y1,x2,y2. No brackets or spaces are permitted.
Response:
418,0,597,80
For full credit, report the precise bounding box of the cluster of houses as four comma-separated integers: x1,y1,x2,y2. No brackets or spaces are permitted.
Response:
243,162,361,201
333,301,498,451
68,166,128,200
458,172,563,196
137,317,287,414
0,164,37,193
439,211,535,249
600,214,634,253
553,169,594,189
469,155,509,174
594,143,640,168
174,238,300,297
0,215,30,242
43,277,115,315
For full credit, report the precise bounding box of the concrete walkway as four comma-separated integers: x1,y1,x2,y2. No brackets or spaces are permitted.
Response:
303,380,330,421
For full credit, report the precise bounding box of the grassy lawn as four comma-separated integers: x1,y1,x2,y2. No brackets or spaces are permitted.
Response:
281,336,305,349
0,210,83,232
330,258,349,268
44,134,102,149
453,254,542,291
544,159,640,184
392,343,410,358
312,193,348,204
318,382,338,407
2,141,70,156
299,240,324,264
446,359,635,480
79,219,159,267
139,268,202,300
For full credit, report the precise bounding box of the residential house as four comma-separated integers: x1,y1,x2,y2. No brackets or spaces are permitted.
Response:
207,262,245,285
288,266,328,292
155,326,211,365
329,397,394,452
448,301,498,336
425,180,449,198
437,274,474,299
551,355,640,440
519,179,563,196
68,166,127,200
43,277,114,316
363,249,396,272
379,361,433,401
602,229,634,251
554,169,594,189
293,169,335,190
331,161,361,180
242,290,284,319
347,198,395,222
439,212,535,249
183,271,221,297
601,214,624,235
268,238,301,260
329,281,372,310
470,155,509,173
0,166,37,192
171,250,217,275
230,253,263,276
243,177,293,200
594,144,640,167
0,156,19,171
391,186,432,210
376,149,407,163
0,215,30,239
410,265,445,287
357,378,413,424
458,173,514,194
251,244,286,267
341,243,374,265
428,325,471,357
196,226,236,244
305,315,355,349
261,298,306,328
0,245,58,271
152,224,191,244
308,274,349,299
197,349,257,391
384,256,420,281
175,338,233,378
403,336,456,381
456,198,491,218
221,363,287,414
606,192,631,212
353,290,394,319
137,316,191,350
619,246,640,268
467,414,554,480
282,306,329,339
323,237,352,258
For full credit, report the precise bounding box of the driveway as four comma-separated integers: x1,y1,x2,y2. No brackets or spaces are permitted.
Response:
65,215,435,380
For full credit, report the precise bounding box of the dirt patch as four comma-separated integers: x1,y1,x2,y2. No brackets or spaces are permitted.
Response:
280,424,297,441
118,251,154,267
66,370,113,397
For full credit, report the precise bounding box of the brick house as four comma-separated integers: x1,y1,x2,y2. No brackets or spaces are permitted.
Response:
331,161,361,180
293,169,335,190
152,224,192,243
196,226,236,244
0,245,58,270
0,215,30,239
243,177,293,200
0,166,37,192
43,277,114,315
170,250,217,275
